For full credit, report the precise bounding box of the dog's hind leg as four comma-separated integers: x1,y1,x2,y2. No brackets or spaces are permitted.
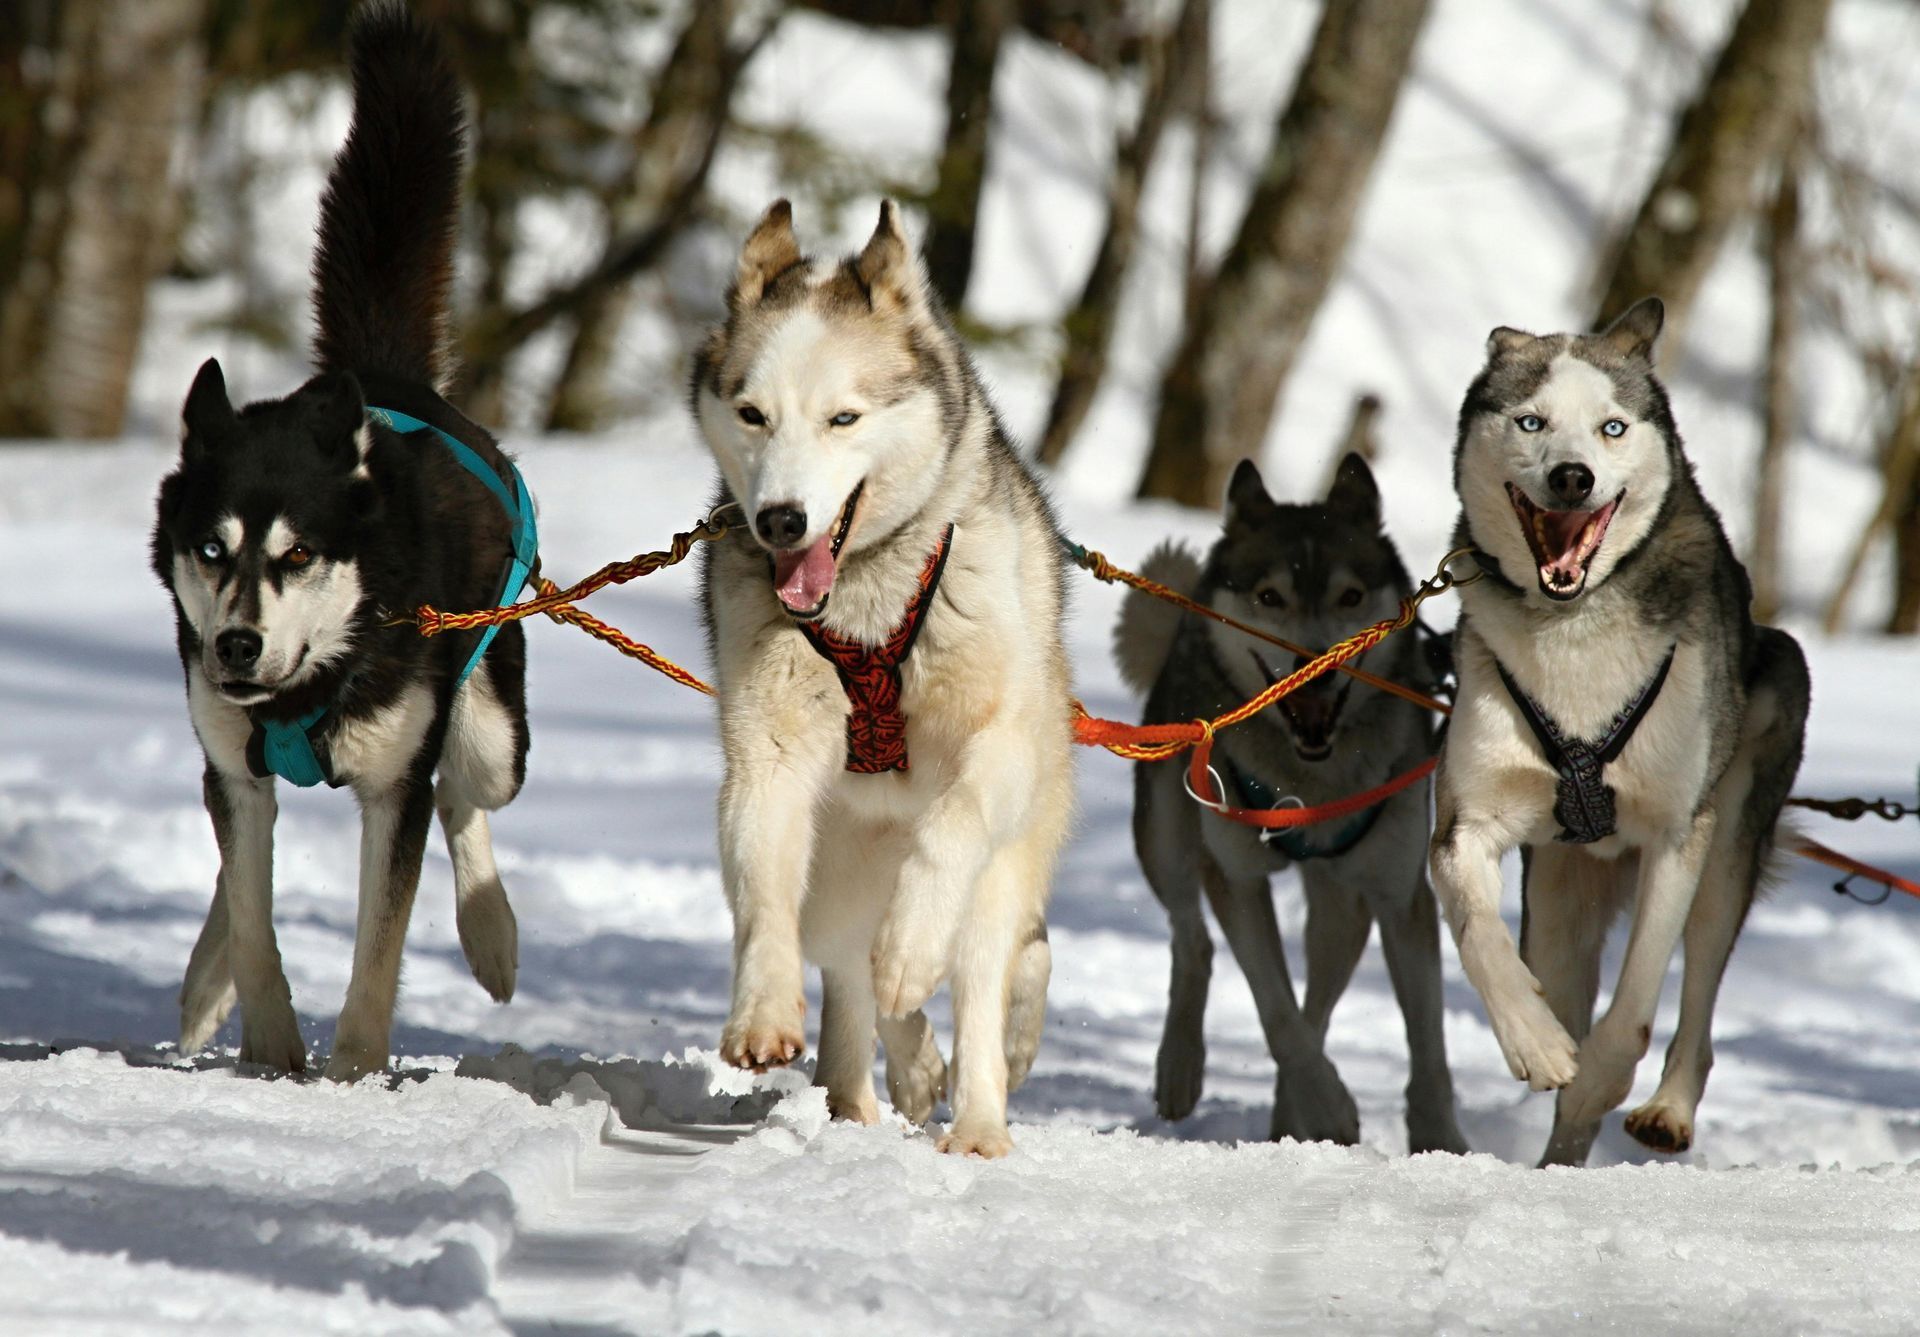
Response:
1135,765,1212,1121
1002,917,1051,1093
436,663,526,1004
1526,845,1630,1166
203,764,306,1072
1202,863,1358,1145
178,872,238,1056
803,821,902,1123
817,968,881,1124
326,769,436,1083
877,1009,946,1126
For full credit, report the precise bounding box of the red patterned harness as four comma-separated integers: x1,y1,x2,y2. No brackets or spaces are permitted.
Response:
798,525,954,774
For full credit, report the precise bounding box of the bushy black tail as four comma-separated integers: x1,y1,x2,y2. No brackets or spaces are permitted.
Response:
311,1,465,389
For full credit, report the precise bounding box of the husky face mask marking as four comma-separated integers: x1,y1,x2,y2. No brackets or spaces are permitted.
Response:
693,200,952,619
156,358,374,703
1206,456,1407,762
1457,297,1673,603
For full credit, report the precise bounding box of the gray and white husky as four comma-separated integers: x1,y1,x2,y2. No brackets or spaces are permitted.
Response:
1116,455,1468,1152
1430,296,1809,1166
691,201,1073,1157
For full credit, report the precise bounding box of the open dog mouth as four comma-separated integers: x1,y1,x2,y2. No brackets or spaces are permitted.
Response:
213,645,308,703
1506,482,1623,600
1253,650,1349,763
771,480,864,620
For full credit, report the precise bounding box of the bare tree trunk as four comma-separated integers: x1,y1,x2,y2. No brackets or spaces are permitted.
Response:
1590,0,1832,345
1137,0,1430,507
1887,384,1920,634
1036,0,1205,467
1821,366,1920,635
1182,0,1213,337
545,0,735,432
0,0,205,438
924,0,1017,311
1749,147,1800,624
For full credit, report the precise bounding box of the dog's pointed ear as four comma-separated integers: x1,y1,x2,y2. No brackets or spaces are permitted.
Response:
304,371,367,471
1226,458,1274,522
1325,452,1381,528
856,200,926,315
731,199,801,309
1595,295,1664,362
1486,326,1536,360
182,358,233,455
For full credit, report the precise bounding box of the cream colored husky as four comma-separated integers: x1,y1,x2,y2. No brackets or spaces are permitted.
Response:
691,200,1073,1156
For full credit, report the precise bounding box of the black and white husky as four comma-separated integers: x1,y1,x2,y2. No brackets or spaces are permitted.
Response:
151,4,532,1081
1116,456,1467,1152
1430,298,1809,1165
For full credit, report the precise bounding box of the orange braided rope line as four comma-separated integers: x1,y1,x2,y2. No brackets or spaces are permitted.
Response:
410,506,738,638
1067,542,1455,717
534,578,713,696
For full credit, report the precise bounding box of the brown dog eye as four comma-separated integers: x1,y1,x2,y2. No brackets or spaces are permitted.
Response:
1257,588,1286,609
284,545,313,568
1339,588,1363,608
738,405,766,427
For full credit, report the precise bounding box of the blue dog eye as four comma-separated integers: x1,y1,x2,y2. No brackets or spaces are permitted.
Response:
1602,418,1627,438
1516,414,1544,432
830,412,860,427
198,539,226,562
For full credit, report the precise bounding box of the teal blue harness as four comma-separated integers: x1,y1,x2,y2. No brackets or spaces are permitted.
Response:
245,405,537,788
1220,756,1385,862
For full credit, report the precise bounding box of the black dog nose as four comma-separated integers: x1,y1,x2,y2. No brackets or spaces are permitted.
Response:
215,629,263,671
1548,463,1595,505
755,504,808,547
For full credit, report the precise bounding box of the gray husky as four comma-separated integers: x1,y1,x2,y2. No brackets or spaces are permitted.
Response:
1116,455,1467,1152
1430,296,1809,1166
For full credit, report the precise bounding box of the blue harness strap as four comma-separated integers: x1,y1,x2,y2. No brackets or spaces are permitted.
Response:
249,405,537,788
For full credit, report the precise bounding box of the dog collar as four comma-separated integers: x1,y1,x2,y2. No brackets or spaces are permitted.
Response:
1495,646,1675,844
245,401,538,789
1220,755,1384,861
798,525,954,774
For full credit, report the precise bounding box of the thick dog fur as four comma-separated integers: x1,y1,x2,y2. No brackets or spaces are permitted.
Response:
1118,456,1467,1152
151,3,528,1081
1430,297,1809,1165
693,201,1073,1157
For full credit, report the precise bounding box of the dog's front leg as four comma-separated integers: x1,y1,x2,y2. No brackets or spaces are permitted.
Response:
1552,810,1714,1137
1430,805,1578,1091
870,729,1026,1019
718,759,824,1070
203,765,306,1071
325,774,435,1082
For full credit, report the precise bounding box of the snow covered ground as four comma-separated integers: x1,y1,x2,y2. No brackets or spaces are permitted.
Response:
5,0,1920,1330
3,434,1919,1333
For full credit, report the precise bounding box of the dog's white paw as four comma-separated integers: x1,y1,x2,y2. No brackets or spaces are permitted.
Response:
883,1020,947,1127
237,1000,307,1074
938,1120,1014,1159
322,1030,388,1084
825,1087,881,1125
457,880,518,1003
720,995,806,1071
1623,1098,1695,1154
1492,999,1579,1090
869,920,948,1019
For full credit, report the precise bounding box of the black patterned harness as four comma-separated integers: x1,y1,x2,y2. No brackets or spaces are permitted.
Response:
1495,648,1676,844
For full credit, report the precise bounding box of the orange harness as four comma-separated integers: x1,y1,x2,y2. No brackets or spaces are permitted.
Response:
797,524,954,774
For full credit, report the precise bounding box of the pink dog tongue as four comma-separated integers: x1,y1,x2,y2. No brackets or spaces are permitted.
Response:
1538,510,1588,579
773,533,838,611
